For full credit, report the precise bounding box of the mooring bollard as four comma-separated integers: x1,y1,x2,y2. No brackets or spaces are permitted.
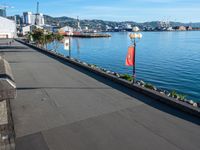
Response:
0,56,16,150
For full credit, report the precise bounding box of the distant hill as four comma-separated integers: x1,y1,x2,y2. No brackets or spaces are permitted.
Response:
45,15,200,29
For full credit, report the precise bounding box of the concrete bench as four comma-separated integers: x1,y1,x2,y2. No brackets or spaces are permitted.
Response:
0,56,16,150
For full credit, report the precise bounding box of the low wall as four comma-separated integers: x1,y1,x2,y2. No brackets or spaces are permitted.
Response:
0,57,16,150
16,39,200,118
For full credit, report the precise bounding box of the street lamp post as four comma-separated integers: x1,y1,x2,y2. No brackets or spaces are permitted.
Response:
129,27,142,84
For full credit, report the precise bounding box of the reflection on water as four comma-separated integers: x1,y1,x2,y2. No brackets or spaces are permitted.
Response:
47,31,200,102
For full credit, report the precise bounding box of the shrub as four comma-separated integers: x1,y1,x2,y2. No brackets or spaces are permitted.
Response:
170,90,178,98
178,94,186,101
120,74,134,82
144,83,154,90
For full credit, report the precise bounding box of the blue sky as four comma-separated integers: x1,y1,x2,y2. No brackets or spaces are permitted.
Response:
1,0,200,22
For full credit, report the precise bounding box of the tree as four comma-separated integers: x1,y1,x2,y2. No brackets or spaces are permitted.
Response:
30,28,45,47
28,28,64,51
51,33,64,52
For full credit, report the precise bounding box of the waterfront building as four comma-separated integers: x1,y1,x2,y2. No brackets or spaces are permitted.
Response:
35,13,45,26
157,21,171,31
114,27,119,32
42,24,56,32
23,12,32,24
186,26,193,30
14,15,23,27
0,16,16,38
0,8,6,17
178,26,187,31
82,26,90,33
166,27,174,31
124,23,132,31
59,26,74,35
14,15,23,35
106,25,112,32
22,25,43,35
23,12,44,26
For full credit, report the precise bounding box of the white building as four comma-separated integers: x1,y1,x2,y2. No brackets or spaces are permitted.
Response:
22,25,43,35
37,13,45,26
23,12,45,26
59,26,74,35
23,12,32,24
0,16,17,38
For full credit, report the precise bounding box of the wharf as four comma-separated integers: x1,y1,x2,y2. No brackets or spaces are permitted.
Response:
0,39,200,150
66,33,111,38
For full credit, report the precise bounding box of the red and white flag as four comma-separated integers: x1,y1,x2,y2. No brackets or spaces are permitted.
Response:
125,46,135,66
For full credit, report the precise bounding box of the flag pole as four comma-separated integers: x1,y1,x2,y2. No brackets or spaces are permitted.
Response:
69,38,71,58
128,27,142,84
133,38,136,84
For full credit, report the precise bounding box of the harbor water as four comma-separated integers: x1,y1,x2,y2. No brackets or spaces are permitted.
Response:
47,31,200,102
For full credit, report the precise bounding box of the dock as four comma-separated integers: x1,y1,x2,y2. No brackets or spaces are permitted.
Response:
65,33,111,38
0,39,200,150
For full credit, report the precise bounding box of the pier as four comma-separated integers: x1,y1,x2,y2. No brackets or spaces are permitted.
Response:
64,33,111,38
0,39,200,150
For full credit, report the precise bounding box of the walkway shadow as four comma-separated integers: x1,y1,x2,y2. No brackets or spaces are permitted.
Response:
29,47,200,126
0,46,28,49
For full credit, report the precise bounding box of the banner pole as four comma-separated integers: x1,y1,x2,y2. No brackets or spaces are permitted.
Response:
69,38,71,58
133,39,136,84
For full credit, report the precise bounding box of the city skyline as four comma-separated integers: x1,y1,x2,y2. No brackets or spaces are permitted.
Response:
1,0,200,23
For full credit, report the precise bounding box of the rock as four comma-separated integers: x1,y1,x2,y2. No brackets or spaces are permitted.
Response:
82,62,88,66
197,102,200,107
167,93,171,97
164,90,170,95
91,65,96,68
160,92,165,95
189,100,194,105
106,71,111,74
136,80,140,84
140,80,145,85
153,86,157,91
193,103,198,107
100,68,106,72
116,73,120,78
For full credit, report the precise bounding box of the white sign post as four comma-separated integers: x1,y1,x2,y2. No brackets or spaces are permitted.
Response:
64,38,71,57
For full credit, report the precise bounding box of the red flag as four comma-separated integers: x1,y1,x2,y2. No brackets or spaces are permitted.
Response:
125,46,135,66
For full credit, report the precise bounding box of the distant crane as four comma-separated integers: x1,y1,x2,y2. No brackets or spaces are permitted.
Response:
77,16,82,32
35,2,39,25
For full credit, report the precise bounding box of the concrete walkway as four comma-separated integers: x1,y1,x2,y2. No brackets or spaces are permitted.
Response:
0,40,200,150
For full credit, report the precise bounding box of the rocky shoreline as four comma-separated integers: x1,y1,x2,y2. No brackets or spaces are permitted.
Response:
64,56,200,109
34,45,200,109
